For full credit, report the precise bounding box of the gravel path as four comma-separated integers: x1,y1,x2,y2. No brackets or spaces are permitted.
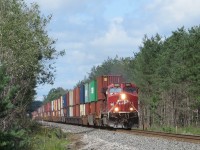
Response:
40,121,200,150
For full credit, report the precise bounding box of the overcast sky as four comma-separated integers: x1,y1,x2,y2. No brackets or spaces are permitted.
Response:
25,0,200,101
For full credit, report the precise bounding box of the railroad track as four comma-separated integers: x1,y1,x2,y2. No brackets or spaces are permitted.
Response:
116,129,200,144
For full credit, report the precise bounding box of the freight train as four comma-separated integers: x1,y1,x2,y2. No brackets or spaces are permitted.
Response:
32,75,139,129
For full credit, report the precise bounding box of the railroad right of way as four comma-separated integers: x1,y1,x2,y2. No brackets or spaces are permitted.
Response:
39,121,200,150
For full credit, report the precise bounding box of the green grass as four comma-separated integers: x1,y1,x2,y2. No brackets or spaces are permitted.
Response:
148,125,200,135
30,125,69,150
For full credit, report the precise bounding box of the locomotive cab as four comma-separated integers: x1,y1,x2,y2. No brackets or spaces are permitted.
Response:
104,83,139,129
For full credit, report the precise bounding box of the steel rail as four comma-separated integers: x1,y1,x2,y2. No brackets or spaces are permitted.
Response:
116,129,200,144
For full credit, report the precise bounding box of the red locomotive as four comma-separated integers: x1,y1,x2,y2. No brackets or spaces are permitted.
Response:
101,83,139,128
32,75,139,129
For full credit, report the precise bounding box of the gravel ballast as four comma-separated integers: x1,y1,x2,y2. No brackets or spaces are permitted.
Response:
40,121,200,150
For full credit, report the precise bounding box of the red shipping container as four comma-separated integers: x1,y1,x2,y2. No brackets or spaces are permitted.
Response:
63,108,67,116
75,87,80,105
47,102,51,112
90,102,96,114
97,75,123,100
75,104,80,117
73,105,76,117
95,101,106,116
73,89,76,105
85,103,90,115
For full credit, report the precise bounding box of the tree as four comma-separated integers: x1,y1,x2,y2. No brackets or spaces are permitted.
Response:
43,87,67,103
0,0,64,148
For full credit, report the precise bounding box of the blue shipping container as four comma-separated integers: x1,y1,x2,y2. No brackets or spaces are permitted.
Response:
80,84,85,104
62,94,67,108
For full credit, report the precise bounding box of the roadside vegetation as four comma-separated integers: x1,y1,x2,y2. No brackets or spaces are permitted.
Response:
149,125,200,135
29,123,69,150
0,0,64,149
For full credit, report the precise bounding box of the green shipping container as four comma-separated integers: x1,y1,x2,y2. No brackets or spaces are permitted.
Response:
89,80,97,102
84,83,89,103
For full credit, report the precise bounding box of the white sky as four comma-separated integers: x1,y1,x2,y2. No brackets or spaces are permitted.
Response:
25,0,200,101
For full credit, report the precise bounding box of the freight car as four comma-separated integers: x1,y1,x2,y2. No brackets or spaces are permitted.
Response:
32,75,139,129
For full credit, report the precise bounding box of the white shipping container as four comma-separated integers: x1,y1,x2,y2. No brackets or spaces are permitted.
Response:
69,90,74,106
51,101,54,111
61,96,63,109
61,108,64,116
80,104,85,116
69,106,73,117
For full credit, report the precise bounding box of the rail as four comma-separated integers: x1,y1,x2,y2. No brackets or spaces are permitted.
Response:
116,129,200,144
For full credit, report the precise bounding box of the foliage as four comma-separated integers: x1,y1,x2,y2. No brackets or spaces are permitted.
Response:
27,101,43,113
29,125,69,150
86,56,133,82
131,26,200,128
0,0,64,149
43,87,67,103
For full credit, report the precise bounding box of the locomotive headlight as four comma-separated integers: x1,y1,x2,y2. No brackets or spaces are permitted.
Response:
114,107,119,112
130,107,134,111
120,93,126,100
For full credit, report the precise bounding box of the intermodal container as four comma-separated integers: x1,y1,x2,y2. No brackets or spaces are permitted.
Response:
85,103,90,115
61,108,64,117
73,105,76,117
80,104,85,116
42,105,44,113
80,84,85,104
60,96,63,109
69,90,74,106
84,83,89,103
69,106,73,117
53,100,55,111
52,111,55,117
63,108,67,116
75,87,80,105
47,102,51,112
75,105,80,117
46,102,49,112
51,101,54,111
89,80,97,102
58,98,61,111
66,92,69,107
90,102,96,114
95,100,105,116
44,103,47,112
58,110,61,117
62,94,67,108
73,89,76,105
97,75,123,100
67,107,70,117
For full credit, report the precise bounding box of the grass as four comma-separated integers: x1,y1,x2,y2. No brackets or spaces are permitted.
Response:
148,125,200,135
29,124,70,150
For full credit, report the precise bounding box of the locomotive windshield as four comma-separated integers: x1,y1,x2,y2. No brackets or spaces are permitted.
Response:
109,87,122,94
123,87,136,93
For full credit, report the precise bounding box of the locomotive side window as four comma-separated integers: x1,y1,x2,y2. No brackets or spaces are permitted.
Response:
123,87,136,93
